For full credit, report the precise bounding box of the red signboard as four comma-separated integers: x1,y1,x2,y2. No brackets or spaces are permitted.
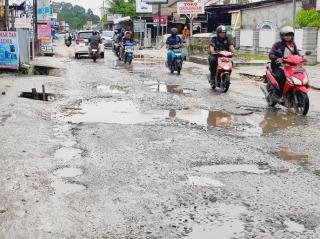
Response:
153,16,167,26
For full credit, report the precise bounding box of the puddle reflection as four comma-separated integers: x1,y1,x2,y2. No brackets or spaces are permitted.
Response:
274,148,309,166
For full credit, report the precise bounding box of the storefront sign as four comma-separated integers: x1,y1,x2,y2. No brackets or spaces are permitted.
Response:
177,1,204,15
0,31,19,69
38,22,51,39
15,16,32,29
37,0,51,22
153,16,167,26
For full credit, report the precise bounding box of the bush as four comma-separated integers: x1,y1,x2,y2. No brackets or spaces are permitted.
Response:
296,8,320,28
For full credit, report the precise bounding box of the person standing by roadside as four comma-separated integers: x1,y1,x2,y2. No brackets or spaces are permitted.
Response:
182,26,190,39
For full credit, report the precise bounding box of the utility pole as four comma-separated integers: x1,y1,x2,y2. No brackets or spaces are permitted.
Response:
293,0,296,30
5,0,9,30
33,0,39,55
157,3,161,37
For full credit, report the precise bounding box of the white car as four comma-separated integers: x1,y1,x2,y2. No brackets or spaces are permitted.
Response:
102,31,114,48
74,30,105,59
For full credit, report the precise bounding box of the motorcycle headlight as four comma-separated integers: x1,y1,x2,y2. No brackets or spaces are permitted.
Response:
303,75,309,85
291,76,302,85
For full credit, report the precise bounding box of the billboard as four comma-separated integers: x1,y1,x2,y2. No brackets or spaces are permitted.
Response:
0,31,19,69
37,0,51,22
136,0,152,13
177,1,204,15
15,16,32,29
38,22,51,39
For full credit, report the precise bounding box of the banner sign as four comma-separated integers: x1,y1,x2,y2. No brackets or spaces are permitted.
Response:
134,20,146,32
15,16,32,29
0,31,19,69
37,0,51,22
136,0,152,13
38,22,51,39
153,16,167,26
177,1,204,15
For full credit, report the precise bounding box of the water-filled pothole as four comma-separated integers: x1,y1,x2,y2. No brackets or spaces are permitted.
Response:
65,100,168,124
53,167,83,178
51,179,86,195
188,176,224,187
33,66,64,76
274,148,309,166
96,85,125,94
194,164,269,174
54,147,82,160
151,83,196,95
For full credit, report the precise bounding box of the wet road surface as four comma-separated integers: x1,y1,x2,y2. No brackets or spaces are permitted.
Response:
1,38,320,238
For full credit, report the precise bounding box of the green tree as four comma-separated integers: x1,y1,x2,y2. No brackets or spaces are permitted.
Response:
296,8,320,27
109,0,137,17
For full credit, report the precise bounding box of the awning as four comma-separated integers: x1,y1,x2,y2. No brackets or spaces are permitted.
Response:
114,16,131,24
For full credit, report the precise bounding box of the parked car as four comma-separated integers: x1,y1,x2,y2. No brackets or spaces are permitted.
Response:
102,31,114,48
74,30,104,59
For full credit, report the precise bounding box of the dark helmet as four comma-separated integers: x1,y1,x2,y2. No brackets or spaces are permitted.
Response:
171,28,178,36
93,30,98,35
216,25,227,34
280,26,294,39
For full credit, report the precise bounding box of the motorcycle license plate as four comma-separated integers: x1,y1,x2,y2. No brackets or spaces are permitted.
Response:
125,46,133,53
92,49,97,52
173,49,182,53
293,67,305,73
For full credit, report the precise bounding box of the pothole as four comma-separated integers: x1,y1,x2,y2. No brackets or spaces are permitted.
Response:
51,179,86,195
150,83,196,95
33,66,64,76
96,85,125,94
65,100,168,124
0,114,11,125
274,148,309,166
193,164,269,174
54,147,82,160
53,167,83,178
186,203,247,239
170,109,232,128
20,87,55,101
284,220,306,232
188,176,224,187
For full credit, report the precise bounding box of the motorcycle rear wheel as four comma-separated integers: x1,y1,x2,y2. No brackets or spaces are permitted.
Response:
266,83,277,107
293,92,309,116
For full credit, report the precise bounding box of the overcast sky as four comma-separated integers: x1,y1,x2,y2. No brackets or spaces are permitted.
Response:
58,0,103,16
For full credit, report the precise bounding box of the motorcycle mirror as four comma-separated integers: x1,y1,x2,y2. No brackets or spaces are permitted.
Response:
235,46,240,50
305,51,312,56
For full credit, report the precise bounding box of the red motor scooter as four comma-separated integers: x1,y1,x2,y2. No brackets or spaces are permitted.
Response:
261,53,311,115
209,51,233,93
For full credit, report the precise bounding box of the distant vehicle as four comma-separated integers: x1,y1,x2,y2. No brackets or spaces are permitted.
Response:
74,30,105,59
102,31,114,48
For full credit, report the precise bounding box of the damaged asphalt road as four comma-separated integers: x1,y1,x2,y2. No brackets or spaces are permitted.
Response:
1,39,320,239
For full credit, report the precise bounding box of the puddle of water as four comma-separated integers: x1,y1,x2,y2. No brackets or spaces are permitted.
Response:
170,109,232,128
96,85,125,94
66,100,168,124
188,176,224,187
54,147,82,160
284,220,305,232
274,148,309,166
53,167,83,178
259,111,304,134
194,164,268,174
51,179,86,195
187,203,247,239
151,83,195,95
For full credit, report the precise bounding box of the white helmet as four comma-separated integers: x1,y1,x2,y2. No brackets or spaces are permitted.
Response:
280,26,294,39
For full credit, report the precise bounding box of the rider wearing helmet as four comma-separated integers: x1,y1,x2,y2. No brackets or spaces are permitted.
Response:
120,31,133,60
208,25,235,82
269,26,299,97
166,28,184,67
89,30,102,49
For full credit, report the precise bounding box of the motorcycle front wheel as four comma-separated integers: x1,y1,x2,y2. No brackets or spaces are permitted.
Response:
293,91,309,116
221,74,230,93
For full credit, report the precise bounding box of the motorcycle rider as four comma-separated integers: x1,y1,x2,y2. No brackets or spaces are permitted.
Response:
208,25,235,82
269,26,299,98
89,30,102,55
64,31,72,44
120,31,134,60
166,28,185,67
